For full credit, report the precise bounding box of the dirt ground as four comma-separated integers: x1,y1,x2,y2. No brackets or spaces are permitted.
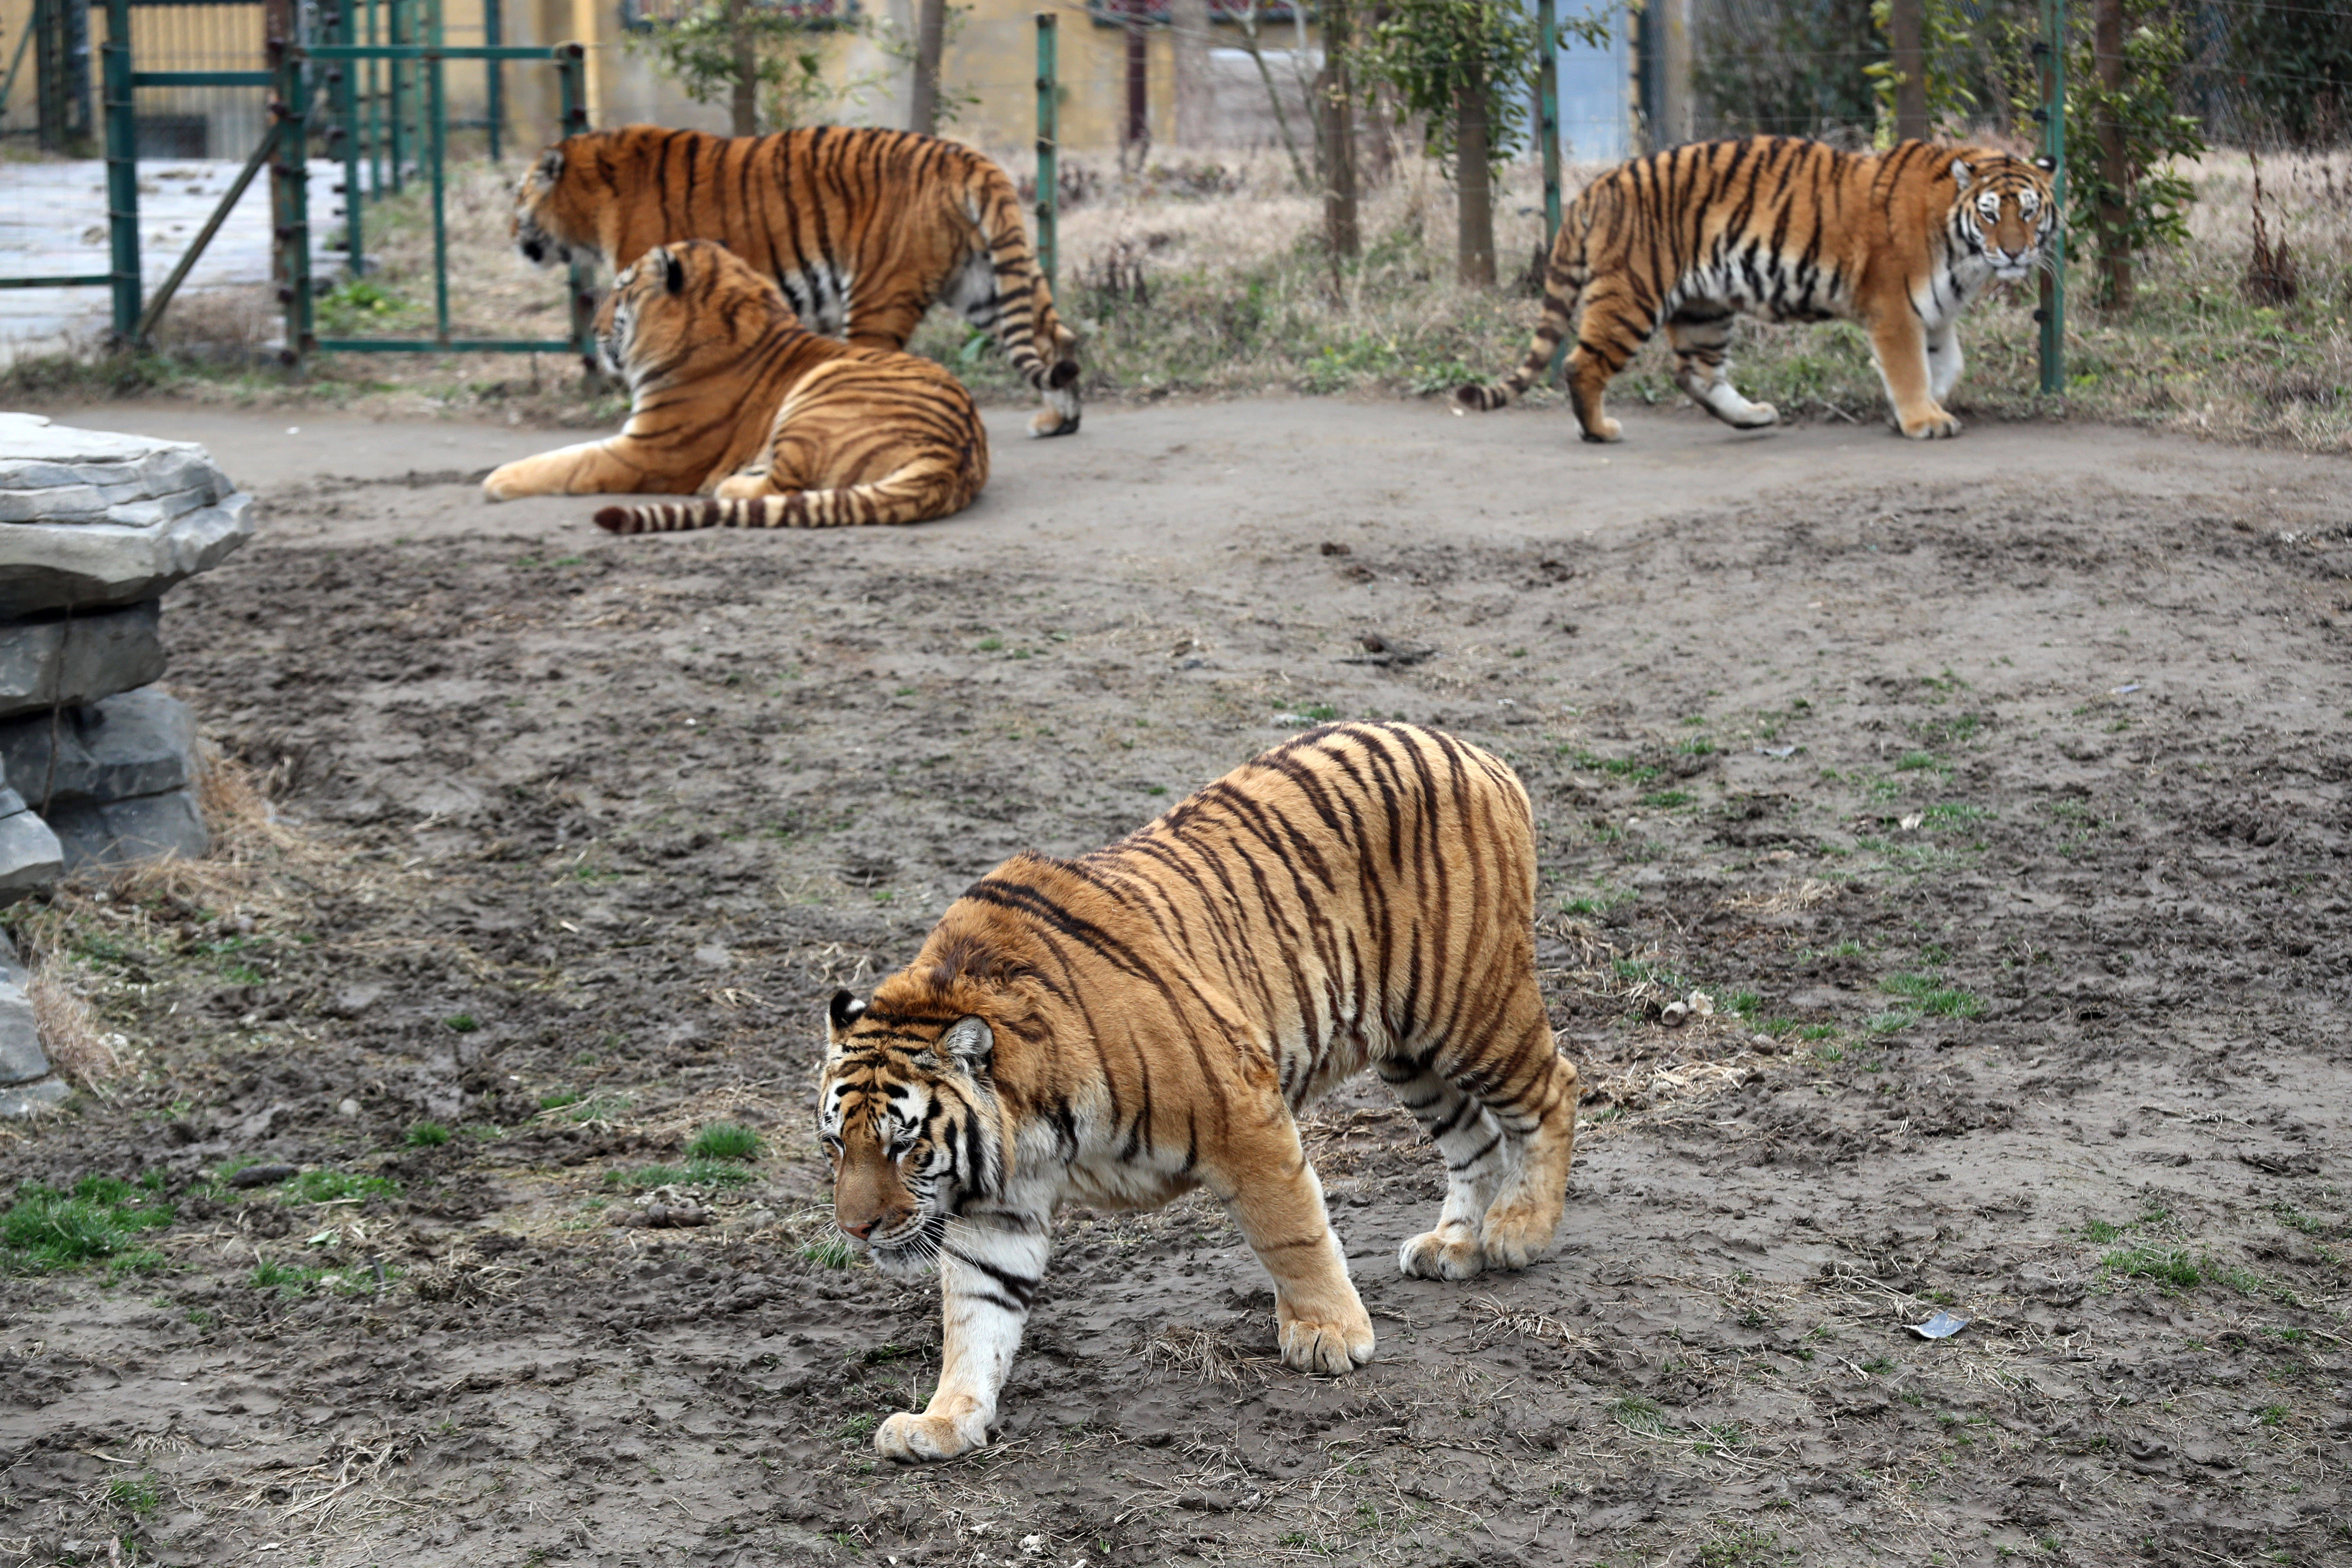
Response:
3,395,2350,1568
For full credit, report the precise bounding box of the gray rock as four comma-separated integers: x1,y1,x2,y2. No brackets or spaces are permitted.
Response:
0,414,254,617
0,600,167,720
0,687,198,806
46,786,210,871
0,802,64,905
0,977,47,1085
0,1078,68,1117
0,927,22,988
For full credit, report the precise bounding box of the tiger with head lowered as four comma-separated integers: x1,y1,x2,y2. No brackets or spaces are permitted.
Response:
1457,137,2057,442
512,125,1082,438
481,239,986,531
820,723,1581,1462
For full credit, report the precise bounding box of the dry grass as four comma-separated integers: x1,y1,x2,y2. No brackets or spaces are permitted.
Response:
24,963,120,1090
1143,1322,1281,1387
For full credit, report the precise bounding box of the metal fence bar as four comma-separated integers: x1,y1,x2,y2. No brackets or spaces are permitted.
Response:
1035,11,1056,297
135,120,277,340
130,69,273,86
0,275,115,289
426,0,447,341
482,0,500,160
313,337,582,351
555,40,592,367
102,0,140,340
335,0,365,272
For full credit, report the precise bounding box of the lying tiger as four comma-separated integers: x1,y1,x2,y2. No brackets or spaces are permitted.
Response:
512,124,1081,438
821,722,1582,1462
1458,137,2057,441
481,239,987,532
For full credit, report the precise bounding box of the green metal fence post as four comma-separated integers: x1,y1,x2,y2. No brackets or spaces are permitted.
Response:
1035,12,1056,297
365,0,383,197
2037,0,2067,395
101,0,138,342
483,0,501,161
337,0,364,273
426,0,447,342
557,42,593,368
387,0,407,193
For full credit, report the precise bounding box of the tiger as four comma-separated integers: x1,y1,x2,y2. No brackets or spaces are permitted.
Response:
1456,137,2058,442
820,722,1582,1463
511,124,1083,438
479,239,987,532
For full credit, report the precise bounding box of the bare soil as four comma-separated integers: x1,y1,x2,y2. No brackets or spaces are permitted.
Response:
3,398,2350,1568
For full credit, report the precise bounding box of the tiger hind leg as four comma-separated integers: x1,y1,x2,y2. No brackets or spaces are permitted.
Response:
1562,281,1652,444
1667,307,1779,431
1383,980,1579,1278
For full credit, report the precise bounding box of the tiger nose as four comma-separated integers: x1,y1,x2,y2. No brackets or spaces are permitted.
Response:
839,1215,879,1240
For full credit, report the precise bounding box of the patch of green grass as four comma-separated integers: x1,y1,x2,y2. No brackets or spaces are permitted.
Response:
1798,1024,1839,1041
279,1170,400,1206
976,637,1003,652
1895,751,1944,772
604,1160,758,1191
1863,1009,1918,1034
1567,749,1664,783
2082,1219,2128,1244
1638,790,1694,809
249,1257,384,1296
106,1472,162,1515
800,1236,855,1269
1725,990,1763,1019
1858,1356,1896,1375
687,1123,761,1162
1812,1043,1846,1061
560,1093,632,1123
1558,885,1635,918
537,1088,584,1111
1,1176,176,1272
2259,1403,2289,1427
2102,1244,2201,1289
1698,1526,1782,1566
1879,973,1984,1017
2274,1202,2328,1236
837,1412,879,1443
443,1013,479,1033
1609,1396,1672,1436
406,1122,451,1148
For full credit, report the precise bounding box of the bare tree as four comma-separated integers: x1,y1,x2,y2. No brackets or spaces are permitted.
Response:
909,0,946,136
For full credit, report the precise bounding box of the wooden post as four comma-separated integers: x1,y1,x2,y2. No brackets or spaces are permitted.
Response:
1456,54,1493,285
2092,0,2130,310
1321,0,1357,262
1171,0,1209,145
727,0,756,136
1890,0,1928,141
909,0,944,135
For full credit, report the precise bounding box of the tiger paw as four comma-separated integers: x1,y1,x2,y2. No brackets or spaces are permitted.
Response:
1577,416,1624,444
874,1409,989,1464
1028,408,1081,438
1733,401,1780,429
1899,408,1962,440
1276,1300,1375,1375
1398,1226,1486,1280
1476,1210,1557,1272
713,472,768,500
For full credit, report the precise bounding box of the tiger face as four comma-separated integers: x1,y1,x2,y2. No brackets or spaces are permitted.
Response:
593,241,790,388
818,991,1001,1275
511,146,574,269
1951,155,2058,284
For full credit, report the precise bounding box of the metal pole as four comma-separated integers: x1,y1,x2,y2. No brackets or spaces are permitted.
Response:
268,0,312,364
557,42,593,369
2037,0,2066,394
482,0,501,161
365,0,382,198
387,0,404,193
337,0,364,272
1035,11,1056,297
100,0,137,341
427,0,447,341
1537,0,1560,250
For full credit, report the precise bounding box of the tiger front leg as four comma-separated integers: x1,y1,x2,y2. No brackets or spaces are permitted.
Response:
1215,1123,1375,1376
1865,312,1962,439
874,1210,1049,1464
482,438,671,501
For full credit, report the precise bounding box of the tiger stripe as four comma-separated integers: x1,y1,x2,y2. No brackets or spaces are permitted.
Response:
512,124,1082,438
820,723,1580,1463
1456,135,2057,441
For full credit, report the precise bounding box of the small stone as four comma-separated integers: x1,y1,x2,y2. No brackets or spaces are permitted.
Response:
227,1162,300,1189
337,1098,361,1118
0,1078,68,1117
693,943,732,968
325,983,384,1019
0,803,63,905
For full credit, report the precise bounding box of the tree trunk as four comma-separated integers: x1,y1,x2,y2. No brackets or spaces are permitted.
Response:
1320,0,1358,261
1238,0,1311,188
728,0,759,137
1890,0,1928,141
909,0,945,136
1171,0,1211,146
1455,58,1493,286
2094,0,2132,311
1123,0,1148,163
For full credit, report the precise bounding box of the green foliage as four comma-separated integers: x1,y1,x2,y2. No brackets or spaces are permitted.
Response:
1695,0,1882,136
628,0,866,134
279,1170,401,1206
2066,4,2206,299
315,277,415,335
1357,0,1608,175
1866,0,1980,142
107,1472,162,1515
2,1176,175,1271
800,1235,855,1268
2103,1243,2200,1288
407,1122,452,1148
1878,973,1984,1017
687,1122,762,1162
2222,0,2352,147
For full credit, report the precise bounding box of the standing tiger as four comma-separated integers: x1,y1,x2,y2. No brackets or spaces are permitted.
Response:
1456,137,2057,442
821,723,1581,1463
512,124,1082,438
481,239,987,531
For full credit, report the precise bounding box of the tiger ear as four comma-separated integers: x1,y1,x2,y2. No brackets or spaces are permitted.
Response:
827,989,867,1039
939,1016,993,1068
2032,153,2057,173
537,147,564,183
660,249,686,295
1949,159,1973,193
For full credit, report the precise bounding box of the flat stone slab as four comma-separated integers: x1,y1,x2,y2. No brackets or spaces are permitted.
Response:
0,687,197,807
0,798,64,905
0,977,47,1086
0,1077,68,1116
0,599,166,720
48,786,210,871
0,414,254,617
